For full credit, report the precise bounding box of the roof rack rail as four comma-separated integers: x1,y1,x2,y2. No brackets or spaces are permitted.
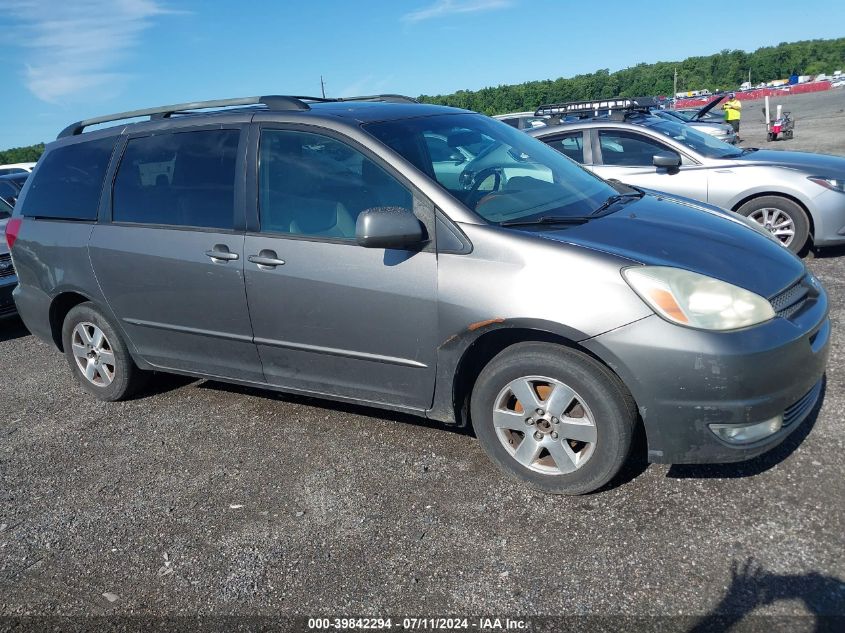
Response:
58,93,421,139
293,94,419,104
57,95,311,139
534,96,659,118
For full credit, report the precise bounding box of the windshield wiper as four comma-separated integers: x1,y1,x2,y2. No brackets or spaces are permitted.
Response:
591,191,644,215
500,216,591,227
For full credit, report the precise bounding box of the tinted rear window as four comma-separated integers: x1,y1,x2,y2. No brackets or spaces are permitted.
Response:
20,137,115,220
112,129,239,230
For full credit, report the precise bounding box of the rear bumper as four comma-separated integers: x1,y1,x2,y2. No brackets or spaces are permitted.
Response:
0,275,18,319
11,282,54,341
582,281,830,464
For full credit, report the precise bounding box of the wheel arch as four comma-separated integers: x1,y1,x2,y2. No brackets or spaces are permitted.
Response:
49,291,95,351
433,324,638,431
731,191,815,243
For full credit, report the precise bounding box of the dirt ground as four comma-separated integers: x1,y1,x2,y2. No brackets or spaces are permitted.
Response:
734,88,845,155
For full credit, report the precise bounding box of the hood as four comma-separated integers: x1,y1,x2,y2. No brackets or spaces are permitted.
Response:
731,149,845,175
524,194,804,298
693,95,726,119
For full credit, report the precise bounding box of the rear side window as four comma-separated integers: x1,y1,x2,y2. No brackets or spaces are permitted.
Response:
20,137,115,220
113,129,240,230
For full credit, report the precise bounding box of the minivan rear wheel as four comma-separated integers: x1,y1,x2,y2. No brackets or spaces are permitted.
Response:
470,343,636,495
62,302,147,401
737,196,809,254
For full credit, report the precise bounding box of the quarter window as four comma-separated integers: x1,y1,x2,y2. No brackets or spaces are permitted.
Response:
19,137,115,220
259,130,412,239
113,129,240,229
598,130,671,167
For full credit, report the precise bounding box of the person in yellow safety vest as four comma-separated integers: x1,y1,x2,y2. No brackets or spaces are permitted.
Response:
722,92,742,140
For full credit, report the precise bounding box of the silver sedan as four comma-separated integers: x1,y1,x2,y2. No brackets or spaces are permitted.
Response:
529,115,845,253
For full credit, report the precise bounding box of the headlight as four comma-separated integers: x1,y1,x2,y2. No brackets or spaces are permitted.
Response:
808,177,845,193
622,266,775,331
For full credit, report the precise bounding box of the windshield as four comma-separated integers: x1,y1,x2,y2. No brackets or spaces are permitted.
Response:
364,113,617,224
647,118,741,158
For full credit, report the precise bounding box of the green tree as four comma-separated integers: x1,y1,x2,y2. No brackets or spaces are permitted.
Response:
0,143,45,164
419,37,845,115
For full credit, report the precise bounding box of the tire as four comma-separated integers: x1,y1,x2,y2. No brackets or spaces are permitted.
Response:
470,342,636,495
736,195,810,254
61,302,147,401
767,132,774,141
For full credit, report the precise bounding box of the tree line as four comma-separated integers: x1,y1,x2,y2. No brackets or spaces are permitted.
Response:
2,37,843,157
418,37,845,115
0,143,44,164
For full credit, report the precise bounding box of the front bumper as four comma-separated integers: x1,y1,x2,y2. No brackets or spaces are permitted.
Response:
582,279,829,464
0,275,18,319
808,187,845,247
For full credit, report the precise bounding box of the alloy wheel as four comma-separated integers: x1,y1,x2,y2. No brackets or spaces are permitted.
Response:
749,207,795,247
492,375,597,475
71,322,116,387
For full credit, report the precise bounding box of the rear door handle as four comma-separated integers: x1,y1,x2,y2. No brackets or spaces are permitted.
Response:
248,250,286,268
205,244,239,262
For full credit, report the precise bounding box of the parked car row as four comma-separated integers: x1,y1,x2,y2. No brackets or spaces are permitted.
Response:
3,94,834,494
0,172,29,319
510,97,845,255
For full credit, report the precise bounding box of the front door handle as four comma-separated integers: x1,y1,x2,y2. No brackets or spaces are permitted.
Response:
205,244,239,262
248,250,285,268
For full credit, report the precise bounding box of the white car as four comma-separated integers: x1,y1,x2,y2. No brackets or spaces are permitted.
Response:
0,162,36,176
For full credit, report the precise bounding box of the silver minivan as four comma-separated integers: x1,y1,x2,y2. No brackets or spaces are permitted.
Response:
6,95,830,494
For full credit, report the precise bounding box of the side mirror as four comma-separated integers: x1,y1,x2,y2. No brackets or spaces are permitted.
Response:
653,151,681,168
355,207,426,249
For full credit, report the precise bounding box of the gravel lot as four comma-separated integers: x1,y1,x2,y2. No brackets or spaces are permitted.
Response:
2,90,845,629
727,88,845,155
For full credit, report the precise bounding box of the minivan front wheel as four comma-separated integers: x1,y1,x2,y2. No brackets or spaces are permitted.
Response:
470,343,636,495
62,302,147,401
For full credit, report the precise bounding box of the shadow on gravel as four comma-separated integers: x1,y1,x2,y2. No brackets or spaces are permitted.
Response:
813,243,845,259
198,380,475,437
689,558,845,633
200,379,653,493
591,417,651,494
144,372,199,397
667,378,825,481
0,316,29,343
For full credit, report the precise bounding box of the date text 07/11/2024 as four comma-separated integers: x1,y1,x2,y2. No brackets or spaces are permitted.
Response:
307,617,530,630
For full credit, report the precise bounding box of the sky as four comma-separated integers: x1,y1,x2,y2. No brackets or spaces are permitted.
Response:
1,0,844,149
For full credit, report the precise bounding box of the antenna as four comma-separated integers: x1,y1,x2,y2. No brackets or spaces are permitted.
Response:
320,75,326,99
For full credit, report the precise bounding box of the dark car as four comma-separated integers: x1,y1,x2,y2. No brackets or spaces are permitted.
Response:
0,172,29,210
650,108,737,144
0,173,28,319
5,94,829,494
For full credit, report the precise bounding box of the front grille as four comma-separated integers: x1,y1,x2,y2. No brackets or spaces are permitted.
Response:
783,379,823,428
770,277,810,319
0,253,14,279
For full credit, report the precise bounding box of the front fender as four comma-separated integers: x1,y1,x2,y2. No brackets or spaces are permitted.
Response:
425,316,642,425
